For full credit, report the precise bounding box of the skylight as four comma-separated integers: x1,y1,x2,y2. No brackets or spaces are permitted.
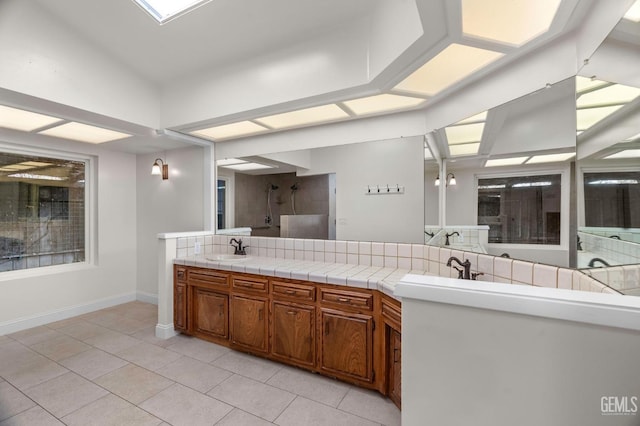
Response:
449,143,480,156
38,122,131,144
604,149,640,159
624,0,640,22
255,104,349,130
0,105,63,132
193,121,269,141
445,122,485,145
132,0,213,25
484,157,529,167
525,152,575,164
342,94,426,116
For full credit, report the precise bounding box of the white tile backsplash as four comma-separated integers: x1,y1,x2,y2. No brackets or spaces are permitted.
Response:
371,242,384,256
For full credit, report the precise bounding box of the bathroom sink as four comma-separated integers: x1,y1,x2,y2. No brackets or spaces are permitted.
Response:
206,254,251,262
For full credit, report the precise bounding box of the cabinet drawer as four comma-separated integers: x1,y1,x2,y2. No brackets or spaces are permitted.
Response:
174,266,187,282
232,274,268,293
188,268,229,289
271,280,315,302
320,288,373,311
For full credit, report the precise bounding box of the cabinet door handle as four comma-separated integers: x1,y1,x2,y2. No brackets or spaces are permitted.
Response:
218,304,224,316
393,348,400,363
285,289,296,295
177,271,185,279
258,308,263,320
337,297,349,303
237,281,254,288
287,310,297,315
325,322,330,335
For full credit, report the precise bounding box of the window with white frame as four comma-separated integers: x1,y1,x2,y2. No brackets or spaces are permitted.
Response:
0,150,86,272
477,174,562,245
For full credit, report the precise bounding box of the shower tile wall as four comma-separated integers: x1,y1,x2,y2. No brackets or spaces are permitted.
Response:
234,173,330,238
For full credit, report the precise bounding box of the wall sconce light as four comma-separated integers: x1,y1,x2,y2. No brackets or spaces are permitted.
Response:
435,173,456,186
151,158,169,180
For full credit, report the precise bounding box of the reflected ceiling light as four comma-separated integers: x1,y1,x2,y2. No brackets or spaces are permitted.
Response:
512,181,552,188
224,162,274,171
449,143,480,156
588,179,639,185
604,149,640,159
575,76,608,93
445,122,485,145
624,0,640,22
526,152,575,164
0,161,52,172
192,121,269,140
255,104,349,129
39,122,131,143
132,0,213,25
576,105,624,130
462,0,561,47
484,157,529,167
576,84,640,108
478,184,506,189
394,43,504,96
216,158,247,166
7,173,66,181
0,105,64,132
456,111,488,124
342,94,426,116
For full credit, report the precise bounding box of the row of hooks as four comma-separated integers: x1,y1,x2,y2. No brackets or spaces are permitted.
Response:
365,184,405,195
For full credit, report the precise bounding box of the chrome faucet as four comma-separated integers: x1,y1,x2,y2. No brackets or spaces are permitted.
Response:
446,256,471,280
229,238,248,255
444,231,459,246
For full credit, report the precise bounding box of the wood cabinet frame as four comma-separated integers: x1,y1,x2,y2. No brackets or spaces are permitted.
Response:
174,265,401,407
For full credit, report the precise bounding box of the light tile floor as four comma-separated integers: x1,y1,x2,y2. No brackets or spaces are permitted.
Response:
0,302,400,426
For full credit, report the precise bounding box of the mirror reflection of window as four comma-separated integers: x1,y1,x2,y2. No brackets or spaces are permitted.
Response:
583,172,640,228
217,179,227,230
478,174,561,245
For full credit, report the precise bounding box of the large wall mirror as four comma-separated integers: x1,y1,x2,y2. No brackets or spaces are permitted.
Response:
425,77,577,267
575,12,640,295
216,135,425,244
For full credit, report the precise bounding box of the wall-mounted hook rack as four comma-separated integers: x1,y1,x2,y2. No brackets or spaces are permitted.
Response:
365,184,405,195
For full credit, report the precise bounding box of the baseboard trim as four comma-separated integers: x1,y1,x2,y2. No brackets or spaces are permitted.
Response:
155,323,177,340
136,291,158,305
0,292,136,335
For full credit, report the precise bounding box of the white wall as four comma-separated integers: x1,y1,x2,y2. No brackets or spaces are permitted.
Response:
0,129,138,333
401,284,640,426
298,136,424,243
135,146,206,299
0,0,159,128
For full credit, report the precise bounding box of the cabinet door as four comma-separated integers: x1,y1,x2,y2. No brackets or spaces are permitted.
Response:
388,329,401,408
193,287,228,341
174,282,187,332
319,308,374,383
272,301,315,367
230,295,268,354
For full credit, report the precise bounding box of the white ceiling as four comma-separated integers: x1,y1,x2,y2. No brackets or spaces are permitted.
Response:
34,0,373,85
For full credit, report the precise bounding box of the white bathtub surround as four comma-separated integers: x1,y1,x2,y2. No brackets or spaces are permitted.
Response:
582,264,640,296
396,274,640,426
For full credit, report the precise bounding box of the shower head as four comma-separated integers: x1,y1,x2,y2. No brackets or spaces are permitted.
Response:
290,183,299,191
268,183,279,190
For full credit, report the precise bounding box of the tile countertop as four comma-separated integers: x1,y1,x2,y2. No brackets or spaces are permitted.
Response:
173,255,436,300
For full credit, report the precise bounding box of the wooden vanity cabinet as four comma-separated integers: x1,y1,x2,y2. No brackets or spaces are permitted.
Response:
188,268,230,344
229,274,269,355
173,265,401,406
318,287,376,386
270,279,316,369
173,267,187,332
381,294,402,409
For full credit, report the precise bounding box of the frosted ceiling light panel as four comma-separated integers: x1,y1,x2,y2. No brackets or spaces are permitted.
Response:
216,158,247,166
624,0,640,22
394,44,504,96
255,104,349,129
193,121,269,140
225,162,273,171
462,0,561,46
605,149,640,159
343,94,426,116
0,105,63,132
526,152,575,164
456,111,488,124
449,143,480,156
484,157,529,167
576,105,624,130
445,122,485,145
39,122,131,143
576,76,608,93
577,84,640,108
132,0,213,24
